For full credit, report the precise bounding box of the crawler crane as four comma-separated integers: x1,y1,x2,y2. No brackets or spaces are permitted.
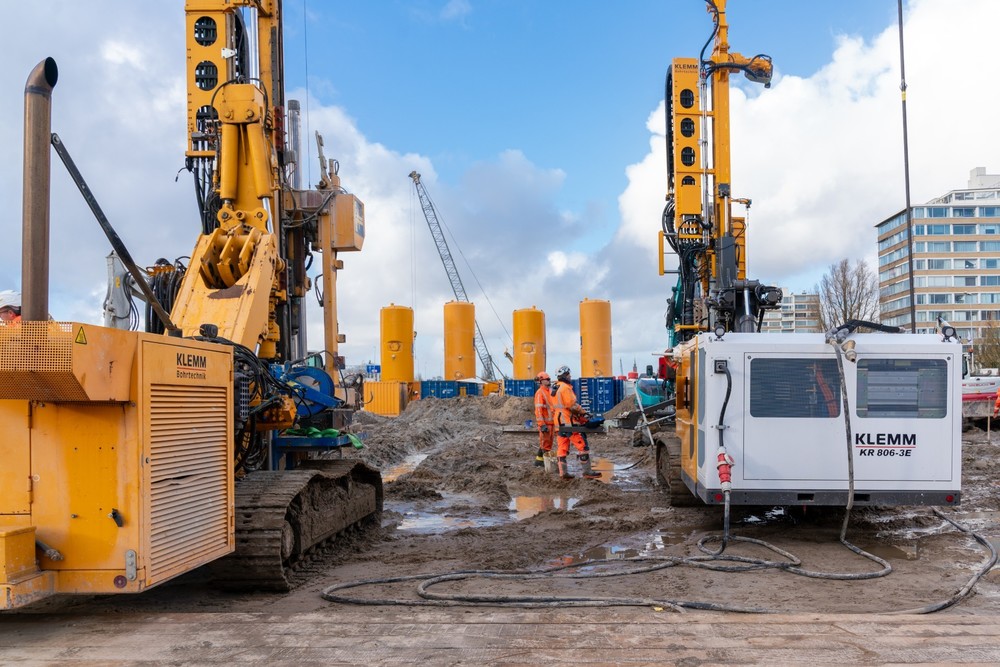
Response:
655,0,962,508
1,0,381,609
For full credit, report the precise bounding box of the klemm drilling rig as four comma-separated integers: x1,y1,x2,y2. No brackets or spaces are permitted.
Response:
1,0,381,610
656,0,962,508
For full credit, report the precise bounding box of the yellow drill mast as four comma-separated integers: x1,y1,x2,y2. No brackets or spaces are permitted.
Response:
662,0,778,342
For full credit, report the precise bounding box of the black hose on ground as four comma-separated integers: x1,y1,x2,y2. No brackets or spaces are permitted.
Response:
321,508,994,613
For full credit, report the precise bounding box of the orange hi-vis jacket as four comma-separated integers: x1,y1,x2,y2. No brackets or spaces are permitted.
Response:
534,385,553,426
551,381,583,427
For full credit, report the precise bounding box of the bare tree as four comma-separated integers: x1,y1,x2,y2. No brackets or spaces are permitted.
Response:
973,321,1000,370
816,258,880,331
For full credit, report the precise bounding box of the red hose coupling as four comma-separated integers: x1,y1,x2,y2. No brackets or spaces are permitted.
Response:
716,449,734,487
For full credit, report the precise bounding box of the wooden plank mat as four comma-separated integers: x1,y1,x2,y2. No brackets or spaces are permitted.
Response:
2,609,1000,665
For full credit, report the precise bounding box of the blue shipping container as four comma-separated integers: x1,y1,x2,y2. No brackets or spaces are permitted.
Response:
574,377,618,415
458,381,482,396
504,379,536,397
421,380,458,399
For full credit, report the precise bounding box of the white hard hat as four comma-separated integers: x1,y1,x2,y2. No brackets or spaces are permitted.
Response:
0,290,20,310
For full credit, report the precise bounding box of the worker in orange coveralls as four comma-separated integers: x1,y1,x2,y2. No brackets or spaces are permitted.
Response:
551,365,601,480
993,386,1000,418
533,372,554,467
0,291,22,323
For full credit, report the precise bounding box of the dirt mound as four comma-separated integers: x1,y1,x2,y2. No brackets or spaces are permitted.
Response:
605,393,636,418
397,395,533,425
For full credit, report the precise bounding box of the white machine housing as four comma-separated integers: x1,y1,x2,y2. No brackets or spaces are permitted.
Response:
678,332,962,506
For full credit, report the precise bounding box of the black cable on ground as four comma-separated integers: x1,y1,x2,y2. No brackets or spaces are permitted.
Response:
322,507,994,613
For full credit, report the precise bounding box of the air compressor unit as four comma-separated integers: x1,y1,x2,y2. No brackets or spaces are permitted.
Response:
664,332,962,507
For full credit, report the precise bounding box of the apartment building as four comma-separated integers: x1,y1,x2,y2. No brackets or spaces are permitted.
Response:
760,288,822,333
876,167,1000,341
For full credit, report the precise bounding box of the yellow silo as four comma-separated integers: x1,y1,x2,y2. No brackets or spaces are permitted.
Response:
579,298,612,378
380,304,414,382
444,301,476,380
513,306,546,380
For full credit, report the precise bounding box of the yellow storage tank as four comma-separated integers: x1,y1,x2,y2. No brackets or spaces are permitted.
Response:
512,307,546,380
579,298,612,378
381,304,414,383
444,301,476,380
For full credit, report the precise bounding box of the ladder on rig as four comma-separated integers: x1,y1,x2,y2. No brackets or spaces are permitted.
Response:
408,171,497,381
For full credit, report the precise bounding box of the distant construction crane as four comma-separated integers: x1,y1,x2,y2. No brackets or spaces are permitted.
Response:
409,171,498,381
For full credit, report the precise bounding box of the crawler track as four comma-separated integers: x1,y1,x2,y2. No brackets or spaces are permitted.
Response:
212,460,383,591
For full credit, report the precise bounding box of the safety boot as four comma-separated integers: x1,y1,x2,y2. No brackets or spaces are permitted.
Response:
557,456,574,480
579,453,601,479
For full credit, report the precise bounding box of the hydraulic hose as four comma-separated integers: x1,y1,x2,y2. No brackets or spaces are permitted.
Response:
701,364,733,556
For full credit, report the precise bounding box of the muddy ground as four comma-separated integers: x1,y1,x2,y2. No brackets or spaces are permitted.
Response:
19,395,1000,616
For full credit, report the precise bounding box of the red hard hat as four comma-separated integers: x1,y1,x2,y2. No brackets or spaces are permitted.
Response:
536,372,550,381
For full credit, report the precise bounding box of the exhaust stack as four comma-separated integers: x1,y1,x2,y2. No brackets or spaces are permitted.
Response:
22,57,58,322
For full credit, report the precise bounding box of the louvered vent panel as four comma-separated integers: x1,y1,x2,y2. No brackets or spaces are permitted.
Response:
148,384,230,582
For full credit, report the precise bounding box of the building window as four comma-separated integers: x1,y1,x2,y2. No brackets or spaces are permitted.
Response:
982,276,1000,286
926,207,948,218
927,276,951,287
981,208,1000,218
953,241,978,252
926,224,949,235
953,224,977,234
927,259,950,270
958,258,977,269
926,242,951,252
958,276,978,287
953,208,976,217
984,259,1000,269
929,294,950,304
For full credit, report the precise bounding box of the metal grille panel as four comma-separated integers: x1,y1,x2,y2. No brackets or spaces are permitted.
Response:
148,383,230,582
0,322,87,400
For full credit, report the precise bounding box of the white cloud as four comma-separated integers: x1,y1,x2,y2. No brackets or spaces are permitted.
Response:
100,40,146,70
440,0,472,22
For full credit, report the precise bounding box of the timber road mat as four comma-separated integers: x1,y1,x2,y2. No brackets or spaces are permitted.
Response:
2,609,1000,665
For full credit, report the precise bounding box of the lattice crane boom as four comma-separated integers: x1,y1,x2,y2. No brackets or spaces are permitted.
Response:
409,171,497,381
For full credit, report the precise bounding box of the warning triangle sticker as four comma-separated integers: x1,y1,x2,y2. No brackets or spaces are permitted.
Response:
75,327,88,345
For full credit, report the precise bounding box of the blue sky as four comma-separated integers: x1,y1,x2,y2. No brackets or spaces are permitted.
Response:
1,1,997,379
283,0,896,238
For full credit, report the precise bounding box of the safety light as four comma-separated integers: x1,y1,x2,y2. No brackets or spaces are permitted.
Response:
669,58,701,220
